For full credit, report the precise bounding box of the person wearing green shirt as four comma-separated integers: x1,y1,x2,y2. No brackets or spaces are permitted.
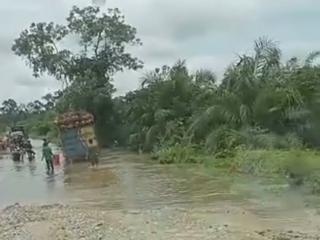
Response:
42,141,54,172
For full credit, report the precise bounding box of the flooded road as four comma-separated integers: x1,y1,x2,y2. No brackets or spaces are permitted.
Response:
0,140,241,208
0,140,320,234
0,140,66,206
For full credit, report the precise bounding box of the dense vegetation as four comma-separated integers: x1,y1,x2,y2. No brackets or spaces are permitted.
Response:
0,91,61,138
2,6,320,191
121,43,320,154
11,6,142,145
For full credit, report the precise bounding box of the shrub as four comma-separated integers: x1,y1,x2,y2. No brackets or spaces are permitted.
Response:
153,143,202,164
222,148,320,177
239,127,303,150
205,126,243,153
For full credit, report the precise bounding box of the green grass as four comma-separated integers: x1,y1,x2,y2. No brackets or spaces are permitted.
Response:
224,148,320,175
153,143,204,164
154,145,320,194
224,148,320,194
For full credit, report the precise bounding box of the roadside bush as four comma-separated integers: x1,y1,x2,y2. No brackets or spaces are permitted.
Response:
205,126,243,154
308,173,320,194
227,148,285,175
204,127,304,159
220,148,320,176
239,127,303,150
153,143,202,164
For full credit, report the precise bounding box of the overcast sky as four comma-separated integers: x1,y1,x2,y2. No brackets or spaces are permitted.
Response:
0,0,319,103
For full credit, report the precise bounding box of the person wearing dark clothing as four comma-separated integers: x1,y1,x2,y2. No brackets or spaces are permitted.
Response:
25,140,35,161
42,138,48,147
42,142,54,172
88,147,99,167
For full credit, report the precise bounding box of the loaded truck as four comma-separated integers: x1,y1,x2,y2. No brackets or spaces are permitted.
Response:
9,126,28,161
55,111,98,162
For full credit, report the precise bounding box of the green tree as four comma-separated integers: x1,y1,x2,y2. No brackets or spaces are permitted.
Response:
12,6,143,145
121,38,320,154
0,99,18,115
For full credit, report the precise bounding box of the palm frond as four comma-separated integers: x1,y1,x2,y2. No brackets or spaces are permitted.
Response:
305,51,320,67
286,57,299,70
254,37,281,81
195,69,217,89
154,109,173,123
144,125,159,150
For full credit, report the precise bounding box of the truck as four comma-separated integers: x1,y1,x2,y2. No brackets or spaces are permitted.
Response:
8,126,28,159
10,126,27,137
55,111,98,162
9,126,27,144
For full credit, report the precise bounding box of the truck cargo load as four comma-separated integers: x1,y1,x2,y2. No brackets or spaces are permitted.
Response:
55,111,98,162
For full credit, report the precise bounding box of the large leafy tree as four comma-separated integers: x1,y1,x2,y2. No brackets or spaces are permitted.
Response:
12,6,142,85
12,6,143,145
0,99,18,115
0,99,30,125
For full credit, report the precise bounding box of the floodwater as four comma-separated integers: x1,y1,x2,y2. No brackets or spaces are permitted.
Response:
0,140,319,231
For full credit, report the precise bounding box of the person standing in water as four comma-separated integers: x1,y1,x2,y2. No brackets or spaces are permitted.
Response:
25,140,35,161
42,141,54,172
87,139,99,167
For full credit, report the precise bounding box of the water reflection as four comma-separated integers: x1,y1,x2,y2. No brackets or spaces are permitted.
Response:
28,162,37,176
45,173,56,192
13,161,24,172
0,142,319,231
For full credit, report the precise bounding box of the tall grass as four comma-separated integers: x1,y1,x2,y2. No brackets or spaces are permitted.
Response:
153,143,203,164
154,142,320,194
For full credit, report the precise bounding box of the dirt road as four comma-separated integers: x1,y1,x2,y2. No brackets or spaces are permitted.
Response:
1,204,319,240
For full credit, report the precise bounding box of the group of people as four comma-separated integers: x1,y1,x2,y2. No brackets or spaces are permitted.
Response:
9,136,98,173
9,137,55,173
10,137,35,162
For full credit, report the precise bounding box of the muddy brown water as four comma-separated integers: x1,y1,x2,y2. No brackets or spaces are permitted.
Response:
0,140,320,232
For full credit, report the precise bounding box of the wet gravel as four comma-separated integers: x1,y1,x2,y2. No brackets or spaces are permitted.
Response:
1,204,319,240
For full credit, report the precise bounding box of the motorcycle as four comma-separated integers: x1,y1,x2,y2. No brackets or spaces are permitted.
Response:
26,150,35,161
